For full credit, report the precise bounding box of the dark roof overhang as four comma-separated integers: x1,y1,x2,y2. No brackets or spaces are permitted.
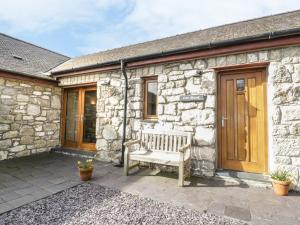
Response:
51,27,300,76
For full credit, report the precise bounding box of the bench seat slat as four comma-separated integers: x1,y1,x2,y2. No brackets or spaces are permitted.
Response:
129,150,189,167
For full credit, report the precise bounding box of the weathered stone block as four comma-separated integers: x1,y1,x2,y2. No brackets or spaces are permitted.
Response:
159,115,180,122
36,116,47,121
236,53,246,64
179,63,193,70
269,49,281,60
272,125,289,136
274,138,300,156
9,145,26,152
247,53,258,62
158,75,168,83
259,51,268,61
198,109,215,125
161,88,185,96
33,91,42,96
3,131,18,139
226,55,236,65
292,64,300,83
20,126,34,136
47,110,60,121
274,156,292,165
281,106,300,121
270,64,292,83
272,106,282,125
168,74,184,81
290,122,300,135
2,87,17,95
178,102,197,110
272,84,299,104
15,150,31,157
20,136,34,145
216,56,226,66
51,95,61,109
195,127,215,145
0,115,14,124
103,125,117,140
0,124,10,132
35,140,47,148
0,139,12,149
27,104,41,116
0,151,8,160
164,104,177,115
184,70,199,78
194,60,207,69
43,124,57,131
205,95,215,108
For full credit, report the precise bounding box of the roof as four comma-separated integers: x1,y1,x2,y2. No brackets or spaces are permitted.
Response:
52,10,300,74
0,33,69,79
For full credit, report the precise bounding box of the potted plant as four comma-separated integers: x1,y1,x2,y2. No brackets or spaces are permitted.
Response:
77,159,94,181
270,170,291,196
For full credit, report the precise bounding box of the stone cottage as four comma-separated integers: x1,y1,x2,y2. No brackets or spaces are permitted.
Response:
1,11,300,189
0,33,69,160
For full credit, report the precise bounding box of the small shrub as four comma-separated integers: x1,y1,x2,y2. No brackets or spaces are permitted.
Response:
270,170,291,182
77,159,93,171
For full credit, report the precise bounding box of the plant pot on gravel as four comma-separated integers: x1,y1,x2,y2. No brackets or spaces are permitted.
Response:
270,170,291,196
78,159,94,181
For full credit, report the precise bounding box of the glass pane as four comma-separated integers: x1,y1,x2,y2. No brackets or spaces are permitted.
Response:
65,90,79,142
147,81,157,116
236,79,245,91
83,90,97,143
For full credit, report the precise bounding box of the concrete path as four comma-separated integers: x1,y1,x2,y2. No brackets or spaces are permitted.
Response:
0,153,299,225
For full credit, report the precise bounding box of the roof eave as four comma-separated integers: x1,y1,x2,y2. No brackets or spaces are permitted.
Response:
51,27,300,76
0,68,59,82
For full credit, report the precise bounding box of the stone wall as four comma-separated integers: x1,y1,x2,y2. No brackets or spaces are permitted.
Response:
0,77,61,160
58,45,300,189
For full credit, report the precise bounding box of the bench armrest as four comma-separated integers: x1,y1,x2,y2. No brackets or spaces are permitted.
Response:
178,143,191,153
123,140,140,147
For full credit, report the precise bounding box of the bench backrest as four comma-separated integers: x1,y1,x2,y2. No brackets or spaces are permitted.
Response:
140,129,192,153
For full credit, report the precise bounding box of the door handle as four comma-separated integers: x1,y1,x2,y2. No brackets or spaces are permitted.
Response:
221,116,228,127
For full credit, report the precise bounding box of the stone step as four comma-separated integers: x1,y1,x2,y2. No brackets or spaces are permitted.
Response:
214,170,272,189
51,147,96,159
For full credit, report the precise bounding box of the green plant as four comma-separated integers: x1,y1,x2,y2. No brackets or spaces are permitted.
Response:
77,159,93,171
270,170,291,182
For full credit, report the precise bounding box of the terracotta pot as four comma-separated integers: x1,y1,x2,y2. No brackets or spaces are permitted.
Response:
272,179,290,196
78,167,93,181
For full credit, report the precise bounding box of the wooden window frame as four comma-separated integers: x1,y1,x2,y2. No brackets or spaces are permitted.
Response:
143,76,158,120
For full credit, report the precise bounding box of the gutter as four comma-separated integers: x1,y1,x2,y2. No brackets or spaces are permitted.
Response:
51,27,300,76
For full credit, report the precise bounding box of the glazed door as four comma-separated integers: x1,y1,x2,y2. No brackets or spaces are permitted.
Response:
63,86,97,151
218,69,267,173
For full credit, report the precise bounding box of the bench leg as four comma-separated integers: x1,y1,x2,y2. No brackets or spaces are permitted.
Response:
178,161,184,187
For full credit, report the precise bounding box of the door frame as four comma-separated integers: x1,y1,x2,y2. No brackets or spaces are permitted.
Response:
216,63,269,174
61,85,97,151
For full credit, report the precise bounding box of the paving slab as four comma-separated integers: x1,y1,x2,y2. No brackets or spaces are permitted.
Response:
0,152,299,225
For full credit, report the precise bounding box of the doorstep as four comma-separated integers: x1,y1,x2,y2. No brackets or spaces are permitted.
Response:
51,147,96,158
214,170,272,189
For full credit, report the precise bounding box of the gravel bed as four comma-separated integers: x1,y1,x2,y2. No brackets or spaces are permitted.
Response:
0,183,247,225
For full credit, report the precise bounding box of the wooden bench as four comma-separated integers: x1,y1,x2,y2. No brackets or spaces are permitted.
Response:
123,129,192,186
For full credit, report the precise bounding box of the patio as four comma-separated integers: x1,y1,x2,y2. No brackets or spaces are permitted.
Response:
0,153,299,225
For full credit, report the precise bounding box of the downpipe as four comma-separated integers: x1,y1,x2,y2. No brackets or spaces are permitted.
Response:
114,59,128,167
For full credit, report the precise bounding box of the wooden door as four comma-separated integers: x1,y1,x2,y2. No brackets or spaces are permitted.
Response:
62,86,97,151
218,69,268,173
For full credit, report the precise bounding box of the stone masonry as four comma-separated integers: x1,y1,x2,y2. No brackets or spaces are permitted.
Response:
59,45,300,190
0,77,61,160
